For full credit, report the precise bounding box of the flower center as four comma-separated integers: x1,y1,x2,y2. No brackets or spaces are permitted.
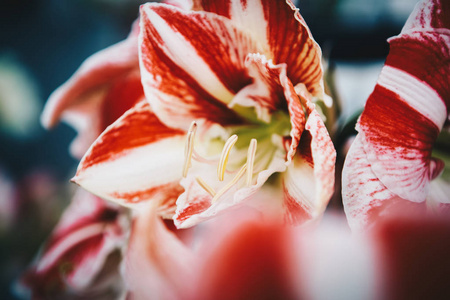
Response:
182,111,290,203
182,121,257,203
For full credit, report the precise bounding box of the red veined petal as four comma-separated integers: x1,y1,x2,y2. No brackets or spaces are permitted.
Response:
359,0,450,202
192,0,324,96
282,88,335,225
402,0,450,31
342,0,449,227
174,150,287,229
282,154,315,225
163,0,192,10
69,71,144,158
359,84,441,203
41,33,139,129
173,170,213,228
233,54,306,160
342,135,426,231
73,100,186,209
279,67,307,162
231,53,287,120
98,72,144,135
41,30,141,158
393,0,450,111
19,190,127,297
282,127,336,225
386,32,450,115
125,202,197,300
139,3,259,130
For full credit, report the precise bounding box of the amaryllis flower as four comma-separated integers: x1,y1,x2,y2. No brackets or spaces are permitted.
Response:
19,189,129,299
342,0,450,231
40,22,143,158
73,0,336,228
126,203,450,300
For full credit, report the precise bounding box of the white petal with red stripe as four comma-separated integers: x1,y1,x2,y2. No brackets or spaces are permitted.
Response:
139,3,259,130
193,0,324,96
73,100,186,209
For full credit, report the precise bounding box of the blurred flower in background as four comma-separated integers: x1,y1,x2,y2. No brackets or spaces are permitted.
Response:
0,56,41,138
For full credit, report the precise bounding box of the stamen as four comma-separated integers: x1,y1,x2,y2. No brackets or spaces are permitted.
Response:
196,176,216,197
182,121,197,177
217,134,238,181
212,163,247,203
246,139,257,186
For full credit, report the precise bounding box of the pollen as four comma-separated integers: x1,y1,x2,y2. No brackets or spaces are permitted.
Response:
182,121,197,177
217,134,238,181
246,139,257,186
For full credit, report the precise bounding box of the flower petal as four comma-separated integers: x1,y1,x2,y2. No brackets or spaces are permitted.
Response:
342,0,450,229
281,79,336,224
125,202,196,300
174,150,287,228
73,100,186,209
232,53,306,160
69,72,144,158
41,27,142,158
282,113,336,224
19,189,128,297
193,0,324,96
198,217,300,300
390,0,450,111
342,135,426,231
358,84,442,203
231,53,287,120
139,3,259,129
357,1,450,202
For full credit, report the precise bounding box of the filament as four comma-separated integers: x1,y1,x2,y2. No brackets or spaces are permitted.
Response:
196,176,216,197
212,163,247,203
217,134,238,181
182,121,197,177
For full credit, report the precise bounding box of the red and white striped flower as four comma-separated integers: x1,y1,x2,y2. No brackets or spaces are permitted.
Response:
342,0,450,231
19,189,129,298
72,0,336,228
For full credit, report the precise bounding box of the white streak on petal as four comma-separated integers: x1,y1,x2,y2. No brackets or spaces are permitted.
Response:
230,0,269,54
36,223,106,273
143,6,235,104
75,136,185,207
377,65,447,128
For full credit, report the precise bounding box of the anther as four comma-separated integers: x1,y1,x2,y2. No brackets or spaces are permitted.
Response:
212,163,247,203
182,121,197,177
217,134,238,181
246,139,257,186
196,176,216,197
